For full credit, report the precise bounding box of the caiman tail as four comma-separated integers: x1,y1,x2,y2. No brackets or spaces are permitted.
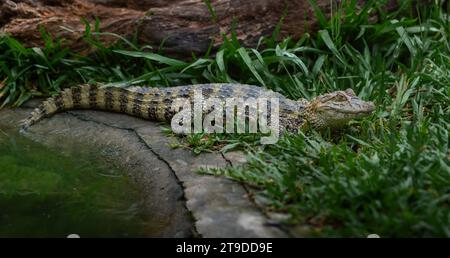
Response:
20,84,170,132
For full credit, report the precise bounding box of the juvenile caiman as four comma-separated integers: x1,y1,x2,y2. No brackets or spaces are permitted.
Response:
21,83,375,133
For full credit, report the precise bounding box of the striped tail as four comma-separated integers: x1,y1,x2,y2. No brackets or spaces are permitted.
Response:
20,84,156,132
21,84,91,132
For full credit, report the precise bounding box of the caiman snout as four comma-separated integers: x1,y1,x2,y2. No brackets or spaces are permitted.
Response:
363,101,375,114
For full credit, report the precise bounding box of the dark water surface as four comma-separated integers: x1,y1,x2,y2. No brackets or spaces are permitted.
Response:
0,126,153,238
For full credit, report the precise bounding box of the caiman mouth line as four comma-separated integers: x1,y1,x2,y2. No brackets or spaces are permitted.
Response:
331,102,375,115
339,109,375,114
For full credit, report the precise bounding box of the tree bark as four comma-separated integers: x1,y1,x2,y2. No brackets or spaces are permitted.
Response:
0,0,401,57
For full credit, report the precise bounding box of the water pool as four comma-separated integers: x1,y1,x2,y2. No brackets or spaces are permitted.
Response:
0,126,154,238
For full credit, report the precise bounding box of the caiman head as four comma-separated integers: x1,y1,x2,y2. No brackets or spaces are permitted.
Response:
302,88,375,130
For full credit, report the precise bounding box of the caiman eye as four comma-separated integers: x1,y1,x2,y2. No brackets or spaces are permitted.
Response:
336,94,347,101
345,88,356,96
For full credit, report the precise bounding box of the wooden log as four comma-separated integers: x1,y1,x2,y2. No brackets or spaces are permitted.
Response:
0,0,401,57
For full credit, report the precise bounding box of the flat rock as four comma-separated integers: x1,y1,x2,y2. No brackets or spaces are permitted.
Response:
0,103,287,238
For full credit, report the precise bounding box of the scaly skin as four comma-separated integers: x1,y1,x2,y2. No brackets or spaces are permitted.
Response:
21,83,375,133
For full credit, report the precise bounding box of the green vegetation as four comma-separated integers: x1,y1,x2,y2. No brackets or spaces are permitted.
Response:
0,1,449,236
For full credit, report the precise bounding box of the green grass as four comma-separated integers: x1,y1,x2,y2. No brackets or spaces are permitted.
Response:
1,1,449,237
